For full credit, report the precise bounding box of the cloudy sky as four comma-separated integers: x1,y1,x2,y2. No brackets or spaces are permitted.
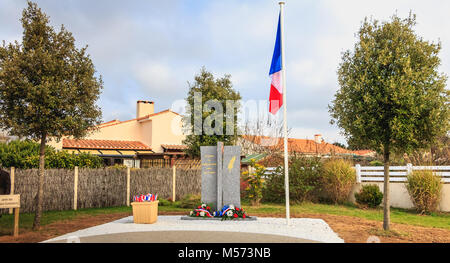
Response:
1,0,449,144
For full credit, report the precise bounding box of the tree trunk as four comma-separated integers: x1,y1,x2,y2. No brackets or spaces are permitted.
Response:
32,133,47,230
383,145,390,231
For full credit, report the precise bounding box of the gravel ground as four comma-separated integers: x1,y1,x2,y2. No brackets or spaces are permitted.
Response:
42,216,344,243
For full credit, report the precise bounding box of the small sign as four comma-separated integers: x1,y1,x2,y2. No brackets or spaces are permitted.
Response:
0,194,20,209
0,194,20,237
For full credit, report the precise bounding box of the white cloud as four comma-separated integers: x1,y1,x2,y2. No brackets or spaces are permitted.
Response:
1,0,448,144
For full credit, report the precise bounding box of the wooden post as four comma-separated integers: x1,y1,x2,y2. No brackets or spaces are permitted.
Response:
9,167,15,214
127,167,131,206
355,164,361,183
406,163,413,176
13,207,19,237
172,165,176,202
73,166,78,210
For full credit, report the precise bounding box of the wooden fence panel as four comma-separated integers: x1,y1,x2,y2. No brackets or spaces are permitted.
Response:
77,168,127,209
130,168,173,200
0,167,203,214
175,168,201,200
11,169,73,213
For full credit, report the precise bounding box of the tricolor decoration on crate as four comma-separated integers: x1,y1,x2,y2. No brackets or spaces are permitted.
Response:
133,193,158,202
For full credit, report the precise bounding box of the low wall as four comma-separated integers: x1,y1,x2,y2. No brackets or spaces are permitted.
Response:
350,182,450,212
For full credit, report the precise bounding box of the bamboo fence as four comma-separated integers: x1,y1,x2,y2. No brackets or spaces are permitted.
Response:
0,166,201,214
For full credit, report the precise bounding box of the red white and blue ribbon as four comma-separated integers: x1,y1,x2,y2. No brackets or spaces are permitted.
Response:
194,208,213,217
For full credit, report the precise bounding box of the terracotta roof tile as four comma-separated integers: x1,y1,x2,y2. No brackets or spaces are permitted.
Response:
161,144,188,150
244,135,370,155
63,139,151,150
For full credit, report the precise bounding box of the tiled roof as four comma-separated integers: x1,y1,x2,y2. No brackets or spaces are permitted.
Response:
243,135,373,155
63,139,152,150
286,139,354,155
161,144,188,150
242,153,268,164
353,150,376,156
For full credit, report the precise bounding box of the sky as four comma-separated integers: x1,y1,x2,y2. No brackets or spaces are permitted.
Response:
1,0,449,145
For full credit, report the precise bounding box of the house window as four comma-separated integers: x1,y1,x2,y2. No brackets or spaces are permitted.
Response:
103,158,112,166
124,159,141,168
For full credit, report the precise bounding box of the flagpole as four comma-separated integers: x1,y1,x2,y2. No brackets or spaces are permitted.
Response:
279,1,290,226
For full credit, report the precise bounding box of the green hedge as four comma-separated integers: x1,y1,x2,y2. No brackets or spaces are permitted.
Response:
355,184,383,208
262,157,323,203
0,140,103,169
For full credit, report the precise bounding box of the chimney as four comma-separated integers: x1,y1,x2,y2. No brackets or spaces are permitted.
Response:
136,100,154,118
314,134,322,144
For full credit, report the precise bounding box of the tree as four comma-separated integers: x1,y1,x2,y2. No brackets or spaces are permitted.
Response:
329,13,449,230
332,142,347,149
239,115,285,155
183,68,241,157
0,2,103,229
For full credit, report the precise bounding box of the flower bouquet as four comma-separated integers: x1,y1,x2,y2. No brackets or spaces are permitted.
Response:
189,203,214,218
213,204,250,220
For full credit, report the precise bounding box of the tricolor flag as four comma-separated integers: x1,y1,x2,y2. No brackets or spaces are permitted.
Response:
269,14,283,115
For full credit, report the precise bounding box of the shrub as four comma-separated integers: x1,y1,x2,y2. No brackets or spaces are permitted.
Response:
242,160,266,206
262,157,322,203
321,159,356,204
369,160,384,166
406,170,442,214
158,198,172,206
176,194,201,208
355,184,383,208
0,140,104,168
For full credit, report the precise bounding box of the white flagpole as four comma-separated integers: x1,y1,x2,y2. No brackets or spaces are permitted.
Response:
279,1,290,226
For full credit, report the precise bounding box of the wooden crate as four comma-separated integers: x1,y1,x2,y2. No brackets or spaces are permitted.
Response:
131,201,159,224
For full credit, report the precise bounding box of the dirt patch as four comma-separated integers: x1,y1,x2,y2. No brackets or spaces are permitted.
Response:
0,212,131,243
0,211,449,243
251,212,450,243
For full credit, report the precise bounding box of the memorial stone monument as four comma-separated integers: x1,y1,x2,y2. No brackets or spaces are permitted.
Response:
200,142,241,210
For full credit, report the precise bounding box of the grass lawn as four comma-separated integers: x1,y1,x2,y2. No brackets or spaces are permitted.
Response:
242,202,450,230
0,206,131,235
1,201,449,236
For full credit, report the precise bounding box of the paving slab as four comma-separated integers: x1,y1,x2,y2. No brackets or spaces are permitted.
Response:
46,231,319,243
43,215,344,243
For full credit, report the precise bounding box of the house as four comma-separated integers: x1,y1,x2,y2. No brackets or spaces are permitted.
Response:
49,100,187,168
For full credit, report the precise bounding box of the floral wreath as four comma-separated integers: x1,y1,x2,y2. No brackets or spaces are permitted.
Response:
189,203,250,220
189,203,214,218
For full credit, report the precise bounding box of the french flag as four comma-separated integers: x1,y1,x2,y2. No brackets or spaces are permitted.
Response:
269,14,283,115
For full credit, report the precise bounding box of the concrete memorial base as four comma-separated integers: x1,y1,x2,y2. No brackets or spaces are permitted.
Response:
180,216,257,221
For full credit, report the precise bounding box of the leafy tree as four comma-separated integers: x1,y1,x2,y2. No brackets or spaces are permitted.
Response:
329,14,449,230
0,2,103,229
332,142,347,149
183,68,241,157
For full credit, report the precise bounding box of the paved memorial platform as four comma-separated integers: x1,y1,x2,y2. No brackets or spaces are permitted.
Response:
43,215,344,243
